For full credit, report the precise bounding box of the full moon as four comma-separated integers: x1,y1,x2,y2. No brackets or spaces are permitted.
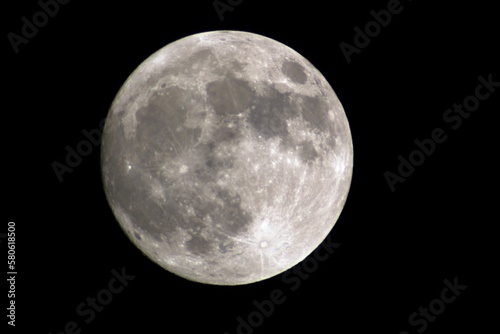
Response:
101,30,353,285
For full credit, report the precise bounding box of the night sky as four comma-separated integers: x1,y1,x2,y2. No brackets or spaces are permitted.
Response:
4,1,498,333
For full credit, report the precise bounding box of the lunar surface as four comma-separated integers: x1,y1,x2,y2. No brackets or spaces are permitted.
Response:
101,30,353,285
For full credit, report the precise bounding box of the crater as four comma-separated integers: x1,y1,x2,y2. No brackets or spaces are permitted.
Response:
282,61,307,84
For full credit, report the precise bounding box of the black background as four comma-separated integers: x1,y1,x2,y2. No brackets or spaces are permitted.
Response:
3,0,498,333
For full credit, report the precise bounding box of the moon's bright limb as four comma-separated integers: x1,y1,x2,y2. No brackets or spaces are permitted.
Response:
101,30,353,285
